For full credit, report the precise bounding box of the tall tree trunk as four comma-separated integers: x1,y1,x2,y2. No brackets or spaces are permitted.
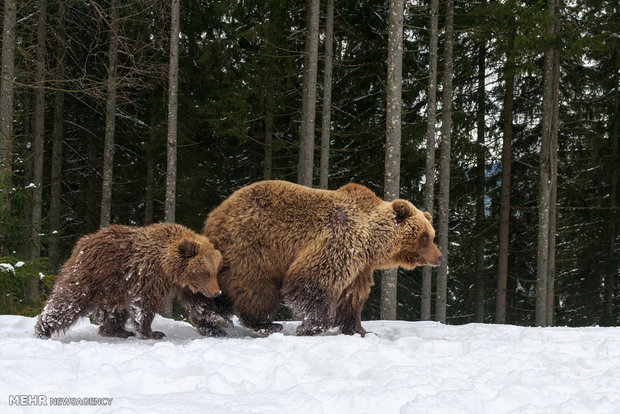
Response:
319,0,334,190
100,0,119,228
546,46,560,326
49,2,66,270
475,39,486,323
160,0,181,318
145,97,157,225
0,0,16,250
22,92,34,235
436,0,455,324
421,0,439,321
496,38,515,325
264,88,274,180
87,131,99,231
536,0,559,327
165,0,180,224
30,0,48,260
297,0,320,187
381,0,404,321
604,49,619,325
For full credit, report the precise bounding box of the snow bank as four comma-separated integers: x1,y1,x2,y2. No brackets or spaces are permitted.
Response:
1,315,620,413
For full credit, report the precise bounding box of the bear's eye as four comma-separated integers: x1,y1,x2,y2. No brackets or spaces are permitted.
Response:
420,233,429,244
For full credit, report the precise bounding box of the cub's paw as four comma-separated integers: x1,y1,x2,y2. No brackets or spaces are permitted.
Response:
191,318,227,337
295,322,328,336
252,323,284,337
98,327,135,338
199,324,227,337
138,331,166,340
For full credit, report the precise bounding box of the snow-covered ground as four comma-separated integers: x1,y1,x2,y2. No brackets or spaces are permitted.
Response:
1,315,620,413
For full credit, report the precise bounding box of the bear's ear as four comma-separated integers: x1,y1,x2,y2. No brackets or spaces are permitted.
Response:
178,240,198,259
424,211,433,223
392,200,414,222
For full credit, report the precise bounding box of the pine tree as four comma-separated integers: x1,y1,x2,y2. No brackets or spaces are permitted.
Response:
319,0,335,190
381,0,404,320
0,0,17,254
421,0,440,321
436,0,455,324
100,0,119,228
297,0,321,187
165,0,180,223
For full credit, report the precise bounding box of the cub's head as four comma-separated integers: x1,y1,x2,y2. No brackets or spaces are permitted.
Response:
169,236,222,298
389,200,443,269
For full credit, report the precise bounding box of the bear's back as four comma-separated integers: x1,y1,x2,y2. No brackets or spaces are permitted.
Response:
204,181,377,266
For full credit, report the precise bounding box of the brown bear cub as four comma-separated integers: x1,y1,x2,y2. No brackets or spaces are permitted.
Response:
188,180,442,337
34,223,222,340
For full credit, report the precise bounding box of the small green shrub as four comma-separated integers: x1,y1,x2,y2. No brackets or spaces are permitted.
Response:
0,257,57,316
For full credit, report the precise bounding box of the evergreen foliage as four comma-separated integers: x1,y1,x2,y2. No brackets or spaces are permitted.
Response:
0,0,617,325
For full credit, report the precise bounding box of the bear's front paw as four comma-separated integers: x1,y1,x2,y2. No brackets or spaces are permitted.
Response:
251,323,283,337
138,331,166,340
198,323,227,337
340,324,367,337
296,321,328,336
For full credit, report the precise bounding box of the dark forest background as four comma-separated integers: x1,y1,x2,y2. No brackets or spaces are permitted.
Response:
0,0,618,327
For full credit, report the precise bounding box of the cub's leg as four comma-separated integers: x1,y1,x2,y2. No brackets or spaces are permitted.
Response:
35,289,93,339
129,299,164,339
94,308,134,338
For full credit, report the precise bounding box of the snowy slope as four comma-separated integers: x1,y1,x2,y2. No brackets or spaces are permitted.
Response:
1,315,620,413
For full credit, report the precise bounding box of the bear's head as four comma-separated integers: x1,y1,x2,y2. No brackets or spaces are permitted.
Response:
168,237,222,298
387,200,443,269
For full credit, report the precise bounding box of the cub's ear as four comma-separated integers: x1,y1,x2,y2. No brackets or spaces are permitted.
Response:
423,211,433,223
392,200,414,222
178,240,198,259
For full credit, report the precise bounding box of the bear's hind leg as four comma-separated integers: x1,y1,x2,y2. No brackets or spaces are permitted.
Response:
34,291,92,339
283,272,337,336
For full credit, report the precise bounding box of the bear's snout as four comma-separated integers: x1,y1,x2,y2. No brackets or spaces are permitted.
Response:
201,280,222,298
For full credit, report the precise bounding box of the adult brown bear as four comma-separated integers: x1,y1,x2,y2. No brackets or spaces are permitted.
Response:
192,180,442,337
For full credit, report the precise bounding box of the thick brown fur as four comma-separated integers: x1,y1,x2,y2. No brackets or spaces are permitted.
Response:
189,180,442,337
34,223,222,340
